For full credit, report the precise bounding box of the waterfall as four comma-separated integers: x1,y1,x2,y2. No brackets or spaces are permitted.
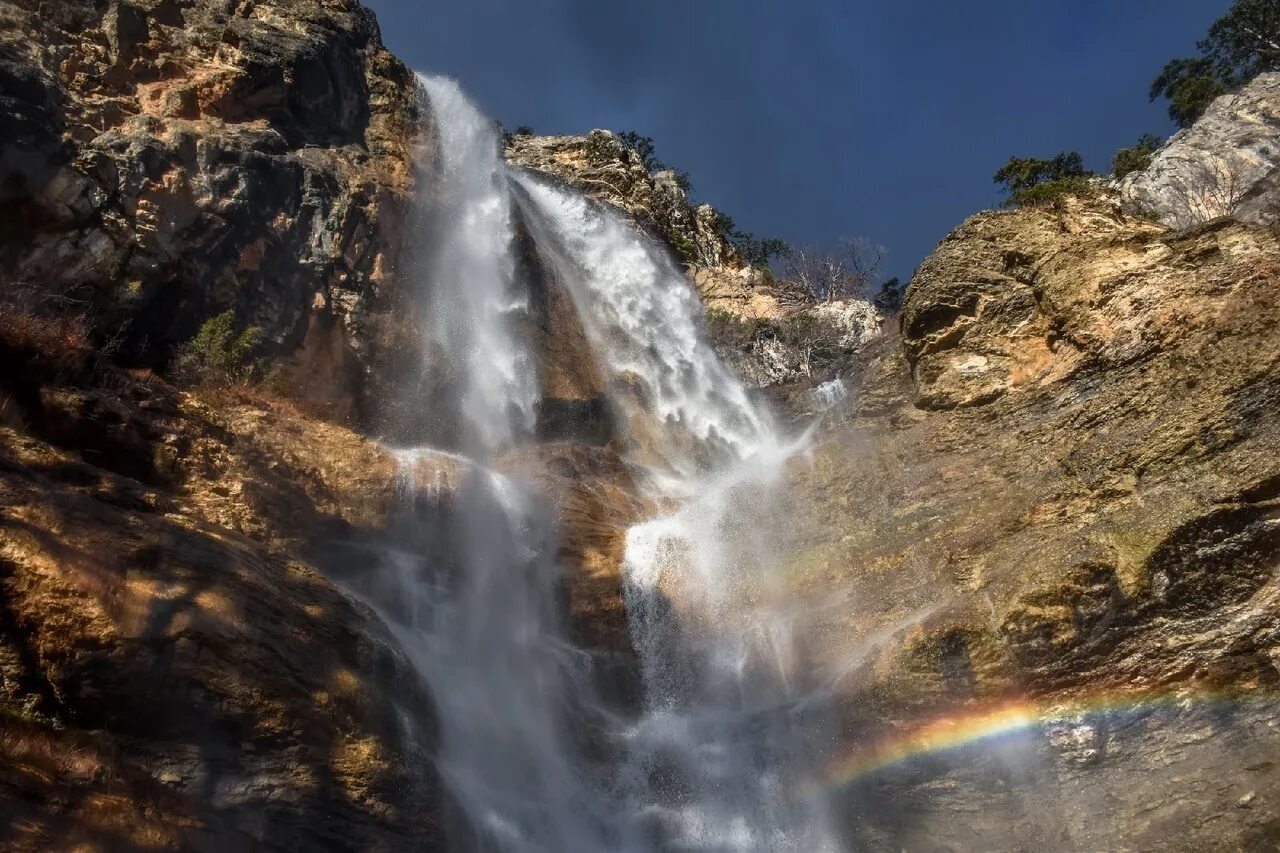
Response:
514,175,839,852
341,75,837,851
338,76,632,852
414,75,538,454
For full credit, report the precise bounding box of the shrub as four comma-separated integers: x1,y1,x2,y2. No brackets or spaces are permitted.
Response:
713,212,790,267
617,130,691,191
776,238,883,303
1112,134,1163,179
1006,175,1097,207
994,152,1093,206
671,234,699,264
175,310,263,384
873,277,905,314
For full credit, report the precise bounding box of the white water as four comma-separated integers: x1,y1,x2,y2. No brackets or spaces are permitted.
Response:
415,76,538,454
350,76,838,851
515,175,839,851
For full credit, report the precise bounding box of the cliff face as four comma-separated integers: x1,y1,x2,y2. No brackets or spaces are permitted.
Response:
506,130,738,272
0,346,460,850
1120,72,1280,229
0,0,421,424
4,1,1280,849
0,1,453,849
786,196,1280,849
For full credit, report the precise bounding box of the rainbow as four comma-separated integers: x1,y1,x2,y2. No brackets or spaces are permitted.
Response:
797,683,1264,799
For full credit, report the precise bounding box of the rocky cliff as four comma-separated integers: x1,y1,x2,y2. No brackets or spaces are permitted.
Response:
786,196,1280,850
0,0,453,849
0,0,421,425
3,0,1280,850
1121,72,1280,229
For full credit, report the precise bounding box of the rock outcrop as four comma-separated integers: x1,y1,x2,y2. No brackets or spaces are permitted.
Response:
1120,72,1280,228
0,0,422,424
784,196,1280,850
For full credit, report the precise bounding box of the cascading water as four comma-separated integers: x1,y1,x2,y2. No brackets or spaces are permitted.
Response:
413,76,539,453
338,76,633,852
515,176,839,851
342,74,837,851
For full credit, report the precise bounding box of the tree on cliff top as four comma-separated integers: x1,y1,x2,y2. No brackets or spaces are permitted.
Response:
993,152,1093,207
1151,0,1280,127
617,131,692,191
1112,133,1163,179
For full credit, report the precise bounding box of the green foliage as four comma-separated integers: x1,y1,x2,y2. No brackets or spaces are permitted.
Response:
1112,133,1163,179
1151,0,1280,127
617,131,656,167
617,130,691,191
993,152,1093,206
513,125,534,136
178,310,263,383
1007,176,1096,207
713,211,791,267
1150,57,1231,127
1202,0,1280,78
671,234,699,263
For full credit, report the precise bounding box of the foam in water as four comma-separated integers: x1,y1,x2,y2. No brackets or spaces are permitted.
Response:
513,174,774,477
812,378,848,411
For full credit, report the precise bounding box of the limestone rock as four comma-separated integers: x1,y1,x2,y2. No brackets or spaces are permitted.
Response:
0,331,453,850
0,0,422,425
784,196,1280,849
1120,72,1280,228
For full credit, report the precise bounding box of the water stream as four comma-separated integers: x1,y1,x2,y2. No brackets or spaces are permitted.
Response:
344,74,837,852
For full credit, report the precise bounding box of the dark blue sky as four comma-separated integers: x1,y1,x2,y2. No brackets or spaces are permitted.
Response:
365,0,1231,281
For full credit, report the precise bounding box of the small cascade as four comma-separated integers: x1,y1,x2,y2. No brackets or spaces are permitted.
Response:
513,174,774,481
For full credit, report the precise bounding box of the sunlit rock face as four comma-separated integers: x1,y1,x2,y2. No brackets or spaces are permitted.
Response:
506,130,738,271
1120,72,1280,228
782,196,1280,850
0,0,422,425
0,346,457,851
